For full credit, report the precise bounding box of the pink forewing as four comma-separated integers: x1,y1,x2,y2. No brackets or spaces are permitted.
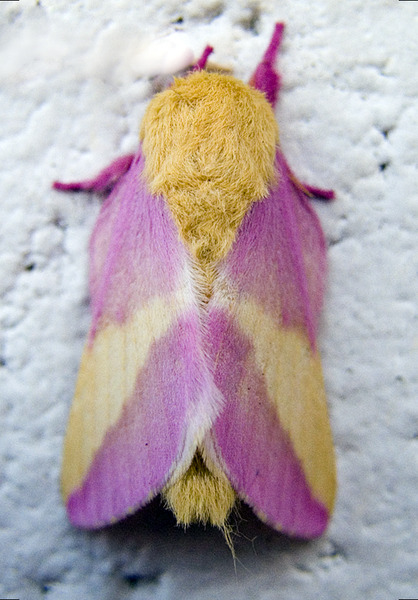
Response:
206,309,328,537
68,312,210,528
88,150,187,338
63,149,220,527
206,150,332,537
217,151,327,347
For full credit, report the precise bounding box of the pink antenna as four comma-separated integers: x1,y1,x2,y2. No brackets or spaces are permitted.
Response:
192,45,214,71
249,22,284,106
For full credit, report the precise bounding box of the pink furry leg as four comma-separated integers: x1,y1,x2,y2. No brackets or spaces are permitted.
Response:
249,22,284,107
53,154,135,193
286,161,335,201
302,185,335,200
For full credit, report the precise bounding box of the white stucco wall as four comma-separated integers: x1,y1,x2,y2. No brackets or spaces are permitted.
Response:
1,1,417,598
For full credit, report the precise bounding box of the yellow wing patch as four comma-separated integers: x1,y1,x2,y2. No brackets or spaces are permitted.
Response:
235,300,336,513
61,294,186,501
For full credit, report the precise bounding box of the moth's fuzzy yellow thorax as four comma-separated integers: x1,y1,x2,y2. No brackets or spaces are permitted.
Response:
140,71,278,265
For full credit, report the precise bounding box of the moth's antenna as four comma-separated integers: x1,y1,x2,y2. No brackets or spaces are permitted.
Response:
192,45,214,71
249,22,284,106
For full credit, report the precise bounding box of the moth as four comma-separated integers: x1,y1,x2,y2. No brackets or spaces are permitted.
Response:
55,23,336,539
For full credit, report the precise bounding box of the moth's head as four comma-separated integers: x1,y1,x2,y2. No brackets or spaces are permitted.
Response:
140,71,278,200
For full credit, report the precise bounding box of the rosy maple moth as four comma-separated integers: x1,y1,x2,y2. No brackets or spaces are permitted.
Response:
54,23,336,540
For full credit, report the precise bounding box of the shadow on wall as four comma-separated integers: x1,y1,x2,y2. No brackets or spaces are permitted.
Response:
80,497,307,581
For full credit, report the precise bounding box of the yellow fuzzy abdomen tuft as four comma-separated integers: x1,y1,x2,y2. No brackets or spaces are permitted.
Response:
162,453,236,528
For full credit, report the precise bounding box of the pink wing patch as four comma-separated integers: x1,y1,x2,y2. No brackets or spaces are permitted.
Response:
62,149,219,528
205,151,336,538
217,152,327,347
68,313,206,527
206,310,328,537
88,151,187,334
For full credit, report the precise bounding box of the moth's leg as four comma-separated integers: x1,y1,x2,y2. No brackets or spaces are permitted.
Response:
53,154,135,193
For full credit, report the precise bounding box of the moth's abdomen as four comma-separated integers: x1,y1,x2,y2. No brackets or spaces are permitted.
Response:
140,71,279,265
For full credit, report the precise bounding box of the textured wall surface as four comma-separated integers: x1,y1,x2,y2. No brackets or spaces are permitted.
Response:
1,1,417,599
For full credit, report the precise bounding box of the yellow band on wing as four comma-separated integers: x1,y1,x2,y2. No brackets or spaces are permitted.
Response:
61,293,188,500
235,300,336,513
